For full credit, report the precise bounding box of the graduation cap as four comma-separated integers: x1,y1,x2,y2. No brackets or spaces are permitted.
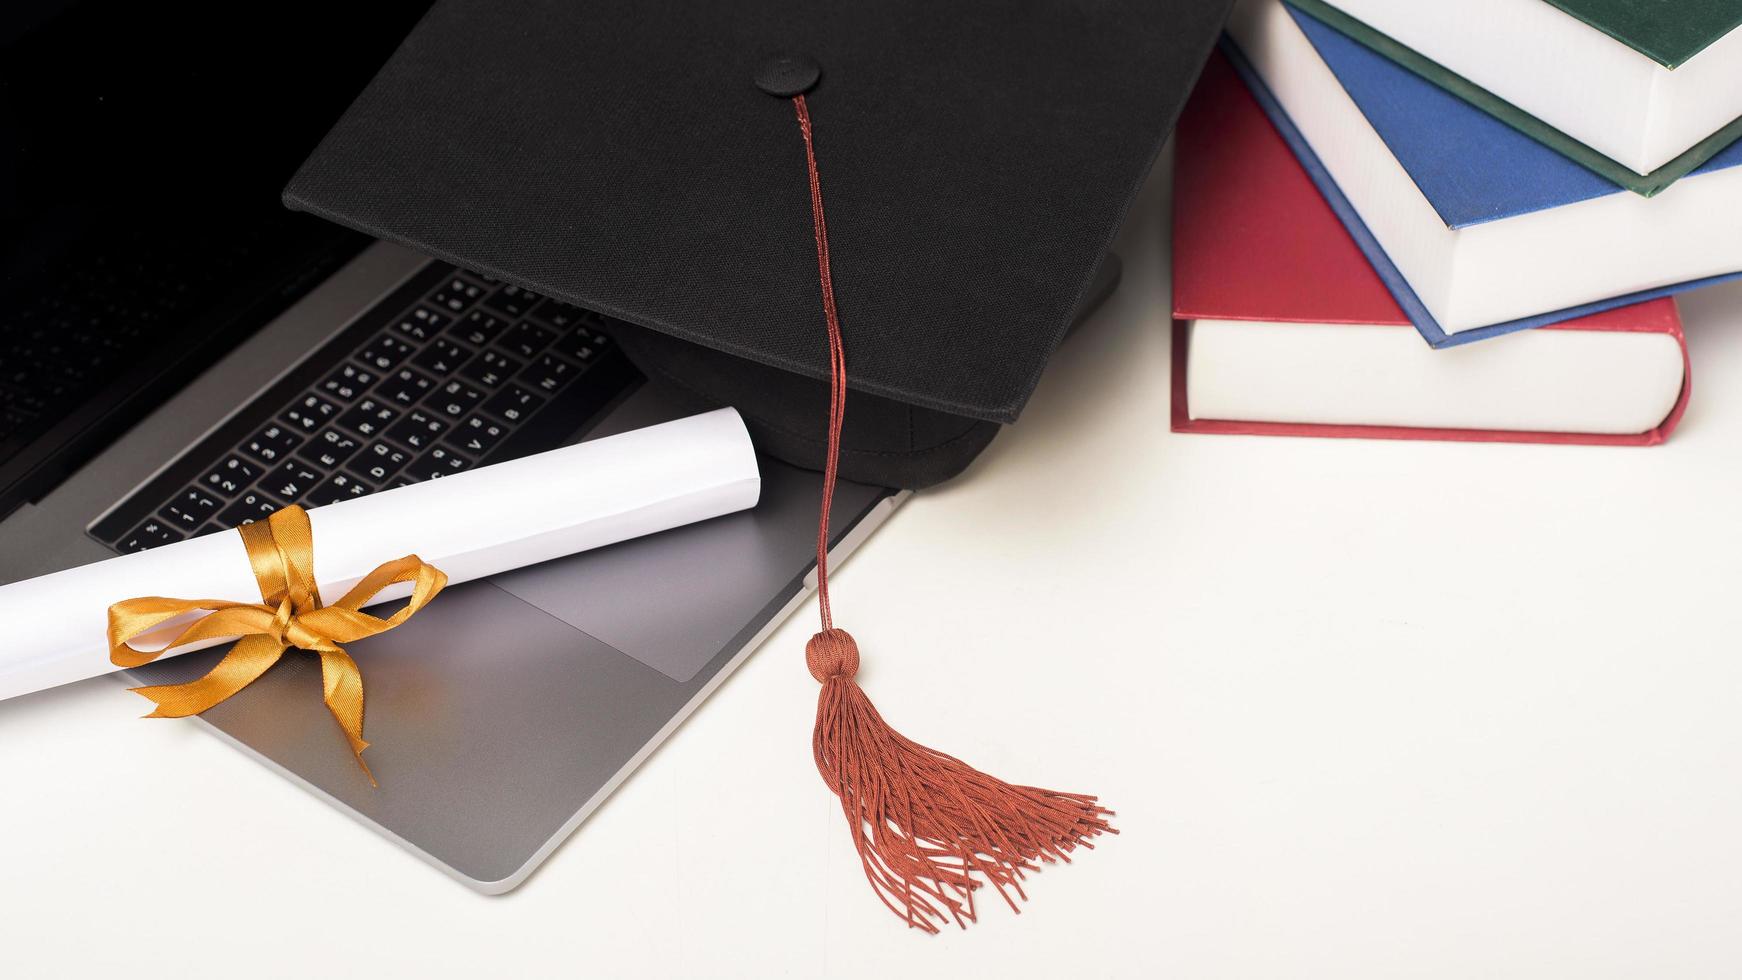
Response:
285,0,1231,930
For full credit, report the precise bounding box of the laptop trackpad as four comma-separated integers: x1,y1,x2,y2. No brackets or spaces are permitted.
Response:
489,460,882,683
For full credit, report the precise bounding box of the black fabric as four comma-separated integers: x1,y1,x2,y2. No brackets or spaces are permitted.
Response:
283,0,1230,428
617,327,999,489
614,254,1122,488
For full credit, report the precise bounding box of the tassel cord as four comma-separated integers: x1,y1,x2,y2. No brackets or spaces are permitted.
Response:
793,93,848,633
788,91,1113,934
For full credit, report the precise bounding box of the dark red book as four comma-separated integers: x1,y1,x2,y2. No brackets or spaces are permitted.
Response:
1170,52,1690,446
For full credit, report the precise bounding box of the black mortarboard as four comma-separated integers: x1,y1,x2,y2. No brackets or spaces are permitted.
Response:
284,0,1231,933
284,0,1230,487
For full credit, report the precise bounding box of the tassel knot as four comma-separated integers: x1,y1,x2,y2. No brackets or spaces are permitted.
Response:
806,627,860,682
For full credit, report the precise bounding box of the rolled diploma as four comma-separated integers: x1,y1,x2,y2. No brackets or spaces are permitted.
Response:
0,408,760,702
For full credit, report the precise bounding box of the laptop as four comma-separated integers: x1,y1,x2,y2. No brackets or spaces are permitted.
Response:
0,0,905,892
0,1,1114,891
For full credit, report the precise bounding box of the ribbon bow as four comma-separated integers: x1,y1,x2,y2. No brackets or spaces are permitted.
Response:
107,505,447,784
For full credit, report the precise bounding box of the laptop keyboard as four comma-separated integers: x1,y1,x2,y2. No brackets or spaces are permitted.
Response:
89,262,638,552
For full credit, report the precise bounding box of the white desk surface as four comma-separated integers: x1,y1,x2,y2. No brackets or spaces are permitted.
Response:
9,154,1742,979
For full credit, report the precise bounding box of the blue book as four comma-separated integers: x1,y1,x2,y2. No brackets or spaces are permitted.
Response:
1222,1,1742,348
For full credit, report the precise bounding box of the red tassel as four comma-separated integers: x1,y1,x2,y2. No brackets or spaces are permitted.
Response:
790,94,1114,932
808,628,1114,932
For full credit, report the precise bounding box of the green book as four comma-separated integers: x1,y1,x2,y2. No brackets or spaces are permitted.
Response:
1288,0,1742,197
1543,0,1742,68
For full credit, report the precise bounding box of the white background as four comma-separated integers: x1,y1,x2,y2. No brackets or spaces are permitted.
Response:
6,151,1742,978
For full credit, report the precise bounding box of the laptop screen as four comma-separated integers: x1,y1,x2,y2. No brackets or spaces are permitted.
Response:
0,1,433,510
1,0,432,285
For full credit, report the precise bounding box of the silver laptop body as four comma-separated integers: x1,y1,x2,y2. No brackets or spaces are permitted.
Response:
0,241,904,892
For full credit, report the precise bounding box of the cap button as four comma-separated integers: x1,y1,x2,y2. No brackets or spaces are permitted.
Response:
754,53,821,97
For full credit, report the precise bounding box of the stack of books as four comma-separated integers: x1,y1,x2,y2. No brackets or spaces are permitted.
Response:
1171,0,1742,444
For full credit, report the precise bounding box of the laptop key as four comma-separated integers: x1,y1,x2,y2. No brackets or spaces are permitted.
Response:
377,366,436,406
242,424,303,465
411,337,473,376
216,490,284,528
117,518,183,553
443,414,506,456
335,397,399,440
480,384,546,424
318,363,378,403
481,283,540,318
457,349,522,388
390,306,449,343
157,505,203,532
385,408,448,452
201,456,261,496
358,334,416,372
524,300,577,330
159,488,224,529
349,441,413,483
296,428,363,469
266,459,323,504
549,328,605,365
500,321,556,360
280,393,340,434
450,309,509,348
428,379,485,418
428,276,485,313
521,353,578,394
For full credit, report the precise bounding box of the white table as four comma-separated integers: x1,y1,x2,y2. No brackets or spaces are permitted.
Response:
8,152,1742,979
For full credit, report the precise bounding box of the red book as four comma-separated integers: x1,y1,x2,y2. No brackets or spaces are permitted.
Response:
1170,52,1690,446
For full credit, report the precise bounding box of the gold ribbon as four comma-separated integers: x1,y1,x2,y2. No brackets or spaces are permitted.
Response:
106,504,447,785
